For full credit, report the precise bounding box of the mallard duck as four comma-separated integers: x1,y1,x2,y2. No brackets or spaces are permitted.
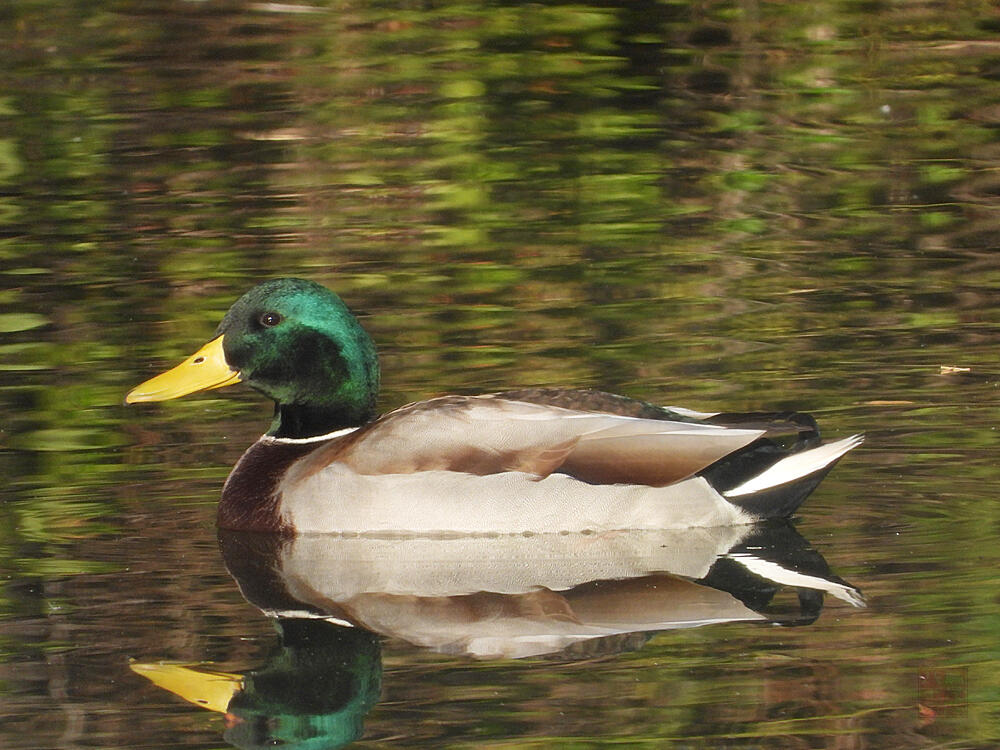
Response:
126,278,861,534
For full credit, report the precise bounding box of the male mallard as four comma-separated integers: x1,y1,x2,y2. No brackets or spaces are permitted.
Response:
126,278,861,534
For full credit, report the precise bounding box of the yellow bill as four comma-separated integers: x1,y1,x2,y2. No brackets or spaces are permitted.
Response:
130,661,243,713
126,335,241,403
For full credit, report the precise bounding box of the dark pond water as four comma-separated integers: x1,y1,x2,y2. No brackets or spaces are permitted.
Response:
3,1,1000,747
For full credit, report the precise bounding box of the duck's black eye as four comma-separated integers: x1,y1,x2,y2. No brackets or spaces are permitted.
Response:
259,311,283,328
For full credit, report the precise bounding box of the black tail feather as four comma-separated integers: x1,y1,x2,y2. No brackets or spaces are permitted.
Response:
698,410,821,500
697,411,855,519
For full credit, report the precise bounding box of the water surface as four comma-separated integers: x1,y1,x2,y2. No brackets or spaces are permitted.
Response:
2,1,1000,747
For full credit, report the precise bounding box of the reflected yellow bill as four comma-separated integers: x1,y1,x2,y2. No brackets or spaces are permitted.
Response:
130,660,243,713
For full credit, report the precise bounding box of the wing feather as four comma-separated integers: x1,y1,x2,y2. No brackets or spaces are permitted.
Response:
291,395,763,486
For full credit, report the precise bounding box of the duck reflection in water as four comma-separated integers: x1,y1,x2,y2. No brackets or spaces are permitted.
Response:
132,522,862,749
133,620,380,750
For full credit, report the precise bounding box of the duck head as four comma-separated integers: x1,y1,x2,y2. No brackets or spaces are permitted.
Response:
126,278,379,439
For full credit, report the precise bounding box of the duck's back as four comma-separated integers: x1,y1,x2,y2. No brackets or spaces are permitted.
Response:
229,391,858,535
294,394,765,486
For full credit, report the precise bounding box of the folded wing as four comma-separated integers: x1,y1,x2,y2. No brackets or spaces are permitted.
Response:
307,395,765,487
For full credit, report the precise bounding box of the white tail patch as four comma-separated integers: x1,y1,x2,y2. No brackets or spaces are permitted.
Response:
726,552,866,607
724,434,863,498
662,405,721,420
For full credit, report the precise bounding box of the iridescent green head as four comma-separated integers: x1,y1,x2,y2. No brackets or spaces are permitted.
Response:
127,278,380,438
